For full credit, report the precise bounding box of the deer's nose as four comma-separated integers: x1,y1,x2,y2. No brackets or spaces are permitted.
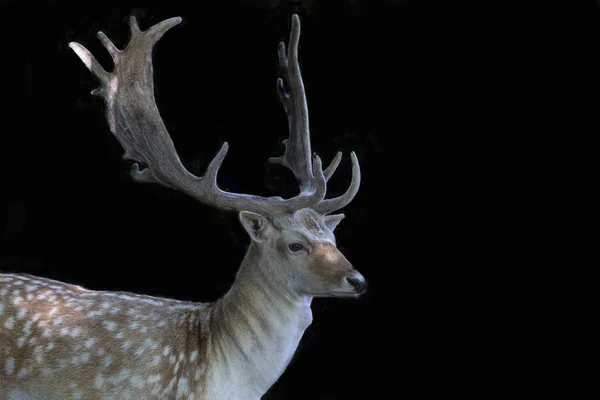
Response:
346,275,367,294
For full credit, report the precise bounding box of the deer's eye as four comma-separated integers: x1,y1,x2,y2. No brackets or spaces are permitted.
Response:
288,243,304,252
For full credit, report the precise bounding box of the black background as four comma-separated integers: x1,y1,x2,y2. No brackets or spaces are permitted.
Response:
0,0,591,398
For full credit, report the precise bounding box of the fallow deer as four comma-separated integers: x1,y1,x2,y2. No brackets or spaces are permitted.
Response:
0,14,364,399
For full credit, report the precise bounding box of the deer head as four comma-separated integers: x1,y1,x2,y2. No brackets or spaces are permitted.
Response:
240,209,365,298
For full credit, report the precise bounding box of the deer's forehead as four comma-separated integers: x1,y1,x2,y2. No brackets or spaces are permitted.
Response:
278,214,334,243
281,228,332,244
275,210,326,232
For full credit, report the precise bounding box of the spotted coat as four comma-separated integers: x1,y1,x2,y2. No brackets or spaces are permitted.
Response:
0,273,210,399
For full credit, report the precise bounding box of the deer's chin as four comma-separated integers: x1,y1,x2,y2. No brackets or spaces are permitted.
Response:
341,291,367,299
317,289,366,299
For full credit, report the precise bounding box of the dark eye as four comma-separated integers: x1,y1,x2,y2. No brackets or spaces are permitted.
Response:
288,243,304,252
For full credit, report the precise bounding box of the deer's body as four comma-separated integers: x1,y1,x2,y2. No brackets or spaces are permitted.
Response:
0,244,313,399
1,14,365,399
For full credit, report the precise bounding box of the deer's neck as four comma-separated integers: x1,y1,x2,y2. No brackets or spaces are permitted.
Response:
208,244,313,398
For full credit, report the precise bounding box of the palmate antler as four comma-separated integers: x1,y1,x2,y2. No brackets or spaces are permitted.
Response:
69,14,359,216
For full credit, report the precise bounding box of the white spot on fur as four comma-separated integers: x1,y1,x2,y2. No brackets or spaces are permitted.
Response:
5,358,15,375
130,375,145,389
179,377,190,395
103,321,116,331
23,320,33,334
94,374,105,389
190,350,198,362
4,317,14,329
115,368,131,383
16,308,26,320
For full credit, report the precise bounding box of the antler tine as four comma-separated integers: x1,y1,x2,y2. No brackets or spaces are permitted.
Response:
68,43,110,87
323,151,342,181
314,151,361,215
70,16,329,216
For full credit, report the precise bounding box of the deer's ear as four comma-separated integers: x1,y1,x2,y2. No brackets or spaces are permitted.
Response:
239,211,271,242
324,214,345,232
